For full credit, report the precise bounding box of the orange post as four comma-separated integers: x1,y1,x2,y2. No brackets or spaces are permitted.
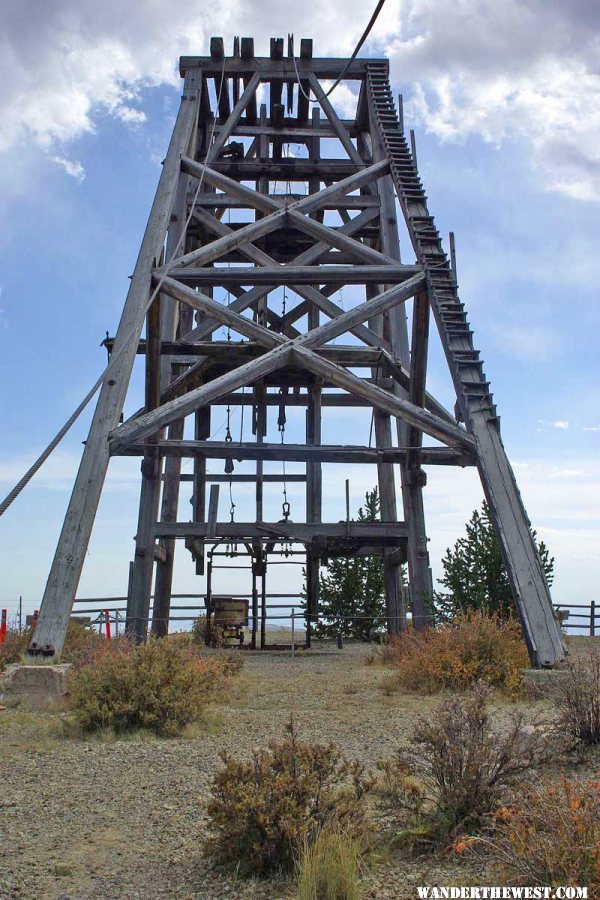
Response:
0,609,7,644
104,610,112,640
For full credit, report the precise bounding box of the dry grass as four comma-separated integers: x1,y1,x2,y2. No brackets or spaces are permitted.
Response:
296,825,364,899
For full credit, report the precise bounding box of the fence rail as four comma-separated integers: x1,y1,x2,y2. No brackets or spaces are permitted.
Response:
554,601,597,636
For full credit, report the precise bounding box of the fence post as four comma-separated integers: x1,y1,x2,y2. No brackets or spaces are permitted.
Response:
591,600,596,637
291,609,295,658
0,609,7,645
104,610,112,641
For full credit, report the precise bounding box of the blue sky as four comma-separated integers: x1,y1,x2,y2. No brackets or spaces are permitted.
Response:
1,0,599,624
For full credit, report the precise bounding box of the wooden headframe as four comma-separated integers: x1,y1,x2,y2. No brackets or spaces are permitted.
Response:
28,37,565,667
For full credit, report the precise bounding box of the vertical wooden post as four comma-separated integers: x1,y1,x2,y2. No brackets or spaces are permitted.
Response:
251,564,258,649
305,106,322,649
127,289,163,641
260,569,267,649
591,600,596,637
152,120,203,637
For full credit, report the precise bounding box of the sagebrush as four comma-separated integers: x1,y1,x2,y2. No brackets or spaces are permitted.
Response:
381,612,528,696
206,720,372,876
552,646,600,750
68,638,236,736
485,777,600,891
377,688,546,848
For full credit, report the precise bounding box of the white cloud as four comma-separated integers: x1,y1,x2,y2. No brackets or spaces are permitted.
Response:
552,420,570,430
385,0,600,200
583,425,600,432
1,0,598,200
49,154,85,181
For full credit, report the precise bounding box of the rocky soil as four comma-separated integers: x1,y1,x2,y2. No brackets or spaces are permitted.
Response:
0,640,595,899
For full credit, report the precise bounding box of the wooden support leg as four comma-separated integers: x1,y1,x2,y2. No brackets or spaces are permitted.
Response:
29,74,200,659
372,141,431,631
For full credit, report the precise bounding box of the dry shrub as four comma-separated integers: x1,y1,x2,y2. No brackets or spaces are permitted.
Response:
296,825,364,900
68,638,235,736
206,720,372,876
486,777,600,892
377,688,546,849
0,620,103,672
552,646,600,751
191,614,226,648
0,628,29,671
382,613,528,697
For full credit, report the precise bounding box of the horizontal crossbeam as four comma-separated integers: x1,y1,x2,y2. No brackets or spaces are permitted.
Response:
116,440,476,466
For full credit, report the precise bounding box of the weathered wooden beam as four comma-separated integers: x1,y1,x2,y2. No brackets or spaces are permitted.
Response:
29,68,202,659
293,346,476,451
209,71,261,160
206,159,371,179
110,345,293,450
179,56,388,79
158,275,286,348
116,440,475,466
191,193,380,210
168,264,420,286
155,521,408,540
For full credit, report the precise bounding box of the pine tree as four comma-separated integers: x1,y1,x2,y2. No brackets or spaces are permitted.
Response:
304,488,388,641
436,501,554,620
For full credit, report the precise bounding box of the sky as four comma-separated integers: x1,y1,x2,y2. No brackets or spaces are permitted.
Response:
0,0,599,627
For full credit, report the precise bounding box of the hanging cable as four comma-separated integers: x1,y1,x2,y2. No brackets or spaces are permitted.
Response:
290,0,387,102
0,53,229,518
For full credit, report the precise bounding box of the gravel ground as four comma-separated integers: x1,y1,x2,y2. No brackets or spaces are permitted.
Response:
0,640,593,900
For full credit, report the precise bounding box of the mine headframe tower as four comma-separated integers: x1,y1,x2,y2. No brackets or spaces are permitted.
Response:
28,37,565,667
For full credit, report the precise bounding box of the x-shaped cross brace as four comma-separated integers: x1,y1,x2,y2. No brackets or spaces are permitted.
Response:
109,271,474,454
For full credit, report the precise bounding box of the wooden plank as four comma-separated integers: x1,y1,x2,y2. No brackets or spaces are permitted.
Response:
155,522,408,540
179,57,388,79
168,264,420,286
116,440,474,466
29,69,202,658
206,484,220,538
191,193,380,209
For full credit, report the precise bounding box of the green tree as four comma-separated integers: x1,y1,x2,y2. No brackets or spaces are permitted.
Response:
304,488,388,641
436,501,554,620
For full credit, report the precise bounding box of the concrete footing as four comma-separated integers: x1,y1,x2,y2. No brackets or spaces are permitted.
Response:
521,666,568,698
0,664,71,710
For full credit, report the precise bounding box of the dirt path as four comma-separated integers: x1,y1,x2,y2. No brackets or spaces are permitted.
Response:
0,642,550,899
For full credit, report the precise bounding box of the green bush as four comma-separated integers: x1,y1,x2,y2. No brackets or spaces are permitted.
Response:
68,638,233,736
296,825,364,900
206,720,372,876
